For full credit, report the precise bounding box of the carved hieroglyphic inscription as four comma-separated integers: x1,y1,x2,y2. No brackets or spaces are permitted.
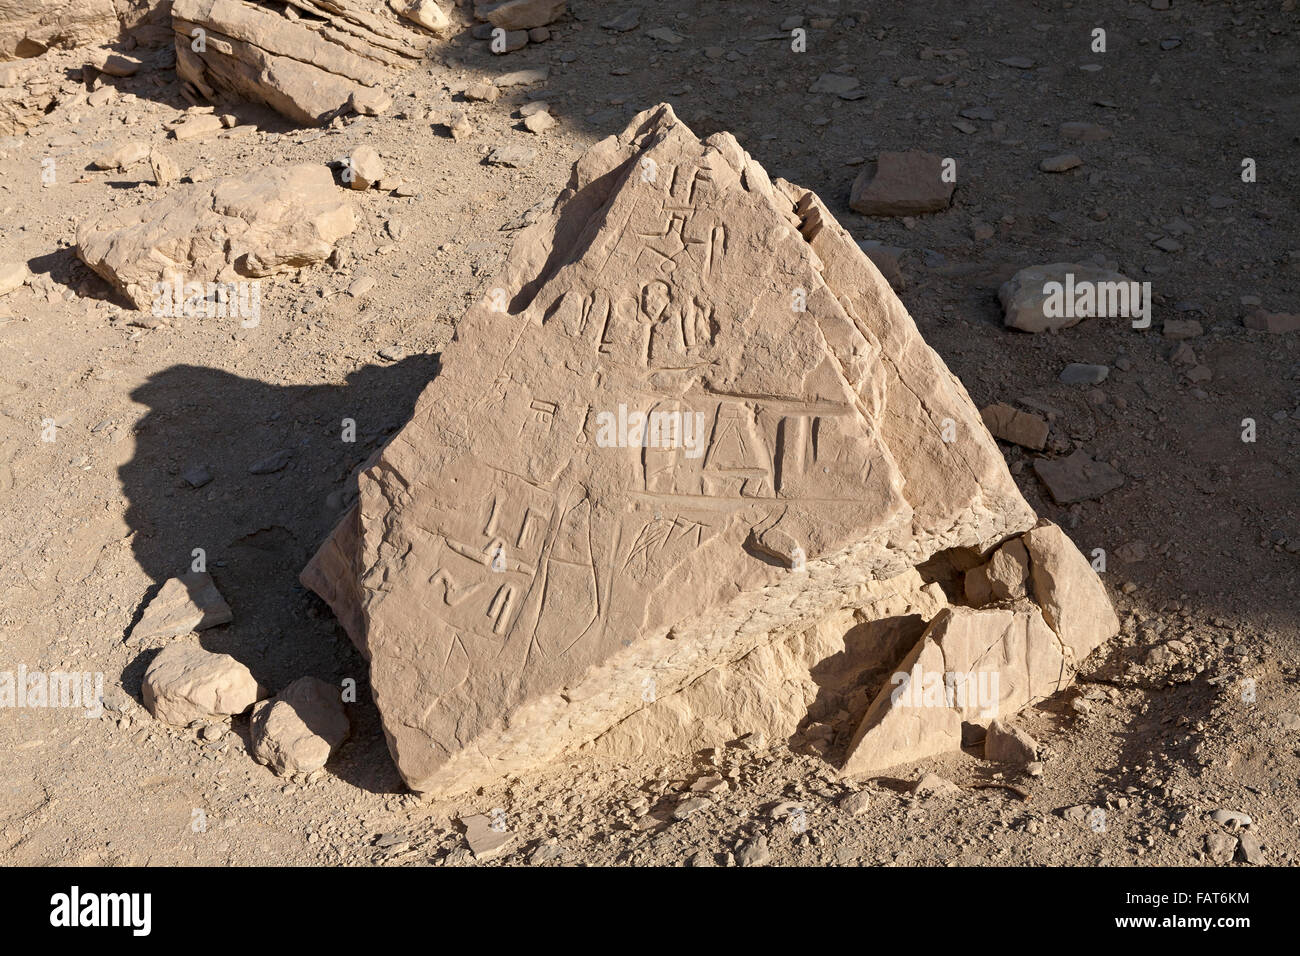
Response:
413,145,894,664
301,104,1041,796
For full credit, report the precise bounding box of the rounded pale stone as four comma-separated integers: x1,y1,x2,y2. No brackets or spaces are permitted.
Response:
143,644,265,726
250,676,349,775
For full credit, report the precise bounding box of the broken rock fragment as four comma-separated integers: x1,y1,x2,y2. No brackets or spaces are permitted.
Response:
999,262,1134,333
912,773,960,798
842,519,1115,778
984,719,1038,763
77,164,356,310
461,812,514,860
0,262,30,297
250,676,350,775
345,145,385,190
964,537,1029,605
1021,521,1119,660
1039,153,1082,173
128,572,233,644
143,644,266,726
90,141,150,171
842,604,1066,777
172,113,224,142
980,403,1048,450
391,0,453,36
463,81,499,102
85,51,143,78
1244,309,1300,333
149,149,180,187
523,110,555,134
475,0,566,30
301,104,1109,797
849,150,954,216
1033,449,1124,504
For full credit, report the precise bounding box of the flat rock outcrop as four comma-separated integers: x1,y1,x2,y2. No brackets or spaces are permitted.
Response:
1,0,169,60
172,0,432,124
76,163,355,309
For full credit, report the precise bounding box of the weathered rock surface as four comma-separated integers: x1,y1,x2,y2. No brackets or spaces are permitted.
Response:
849,150,954,216
301,104,1107,797
1033,449,1124,504
984,718,1038,763
172,0,429,125
581,569,947,762
142,643,265,725
842,519,1115,778
1,0,169,60
128,571,233,643
0,260,29,296
999,262,1133,333
474,0,565,31
77,163,356,309
1244,309,1300,333
249,676,350,775
981,402,1048,450
0,58,55,134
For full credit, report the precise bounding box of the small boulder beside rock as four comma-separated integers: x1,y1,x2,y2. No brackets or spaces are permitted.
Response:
250,676,350,775
984,719,1038,764
143,644,266,726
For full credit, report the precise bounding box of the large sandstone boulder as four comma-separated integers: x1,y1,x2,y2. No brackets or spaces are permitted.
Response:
76,163,356,309
302,104,1113,796
172,0,430,124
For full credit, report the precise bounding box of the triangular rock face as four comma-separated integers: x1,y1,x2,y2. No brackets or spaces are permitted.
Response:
304,104,1056,796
